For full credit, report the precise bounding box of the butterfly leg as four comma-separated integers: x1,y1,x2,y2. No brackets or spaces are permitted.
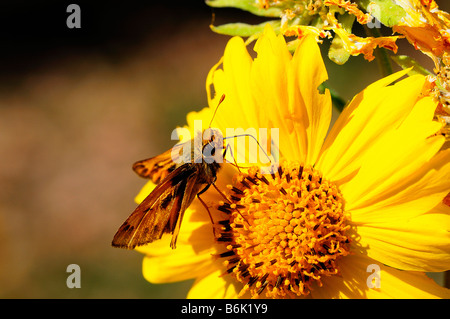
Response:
222,142,242,173
196,183,217,238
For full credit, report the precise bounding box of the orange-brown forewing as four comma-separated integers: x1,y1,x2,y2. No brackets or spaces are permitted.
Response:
112,163,204,249
114,127,224,250
132,142,186,184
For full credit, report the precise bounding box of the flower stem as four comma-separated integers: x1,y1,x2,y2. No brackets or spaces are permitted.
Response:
320,83,346,112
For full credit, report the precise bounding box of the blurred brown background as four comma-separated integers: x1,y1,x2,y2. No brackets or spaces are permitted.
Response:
0,1,447,298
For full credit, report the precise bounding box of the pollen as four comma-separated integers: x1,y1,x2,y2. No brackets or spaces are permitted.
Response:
215,161,350,298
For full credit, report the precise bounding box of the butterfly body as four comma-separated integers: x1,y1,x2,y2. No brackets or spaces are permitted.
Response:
112,129,224,249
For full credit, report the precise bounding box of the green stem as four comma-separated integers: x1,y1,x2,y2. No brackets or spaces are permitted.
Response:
375,48,394,77
320,83,347,112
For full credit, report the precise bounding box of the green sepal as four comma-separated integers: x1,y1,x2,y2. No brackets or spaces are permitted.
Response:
390,55,433,76
328,13,355,65
210,20,280,37
356,0,406,27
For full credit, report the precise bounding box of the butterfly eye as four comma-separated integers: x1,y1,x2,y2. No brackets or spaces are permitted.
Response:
202,143,216,156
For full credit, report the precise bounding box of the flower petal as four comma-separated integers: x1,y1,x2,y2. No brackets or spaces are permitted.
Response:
315,253,450,298
348,148,450,223
134,180,156,205
351,202,450,272
291,34,332,165
187,268,243,299
207,36,258,131
317,72,437,189
207,24,332,167
250,25,300,160
342,96,444,209
141,238,215,284
250,26,332,165
139,205,218,283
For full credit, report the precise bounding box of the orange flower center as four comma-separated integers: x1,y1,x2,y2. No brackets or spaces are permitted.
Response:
215,162,350,298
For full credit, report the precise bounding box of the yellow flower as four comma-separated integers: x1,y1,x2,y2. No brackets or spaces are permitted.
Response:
391,0,450,115
136,25,450,298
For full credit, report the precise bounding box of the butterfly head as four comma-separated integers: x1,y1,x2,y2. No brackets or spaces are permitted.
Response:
201,128,224,164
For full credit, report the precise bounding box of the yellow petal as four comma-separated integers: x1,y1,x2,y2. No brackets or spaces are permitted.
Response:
138,201,219,283
342,95,444,208
207,36,257,131
351,202,450,272
292,34,332,165
316,253,450,298
134,180,155,204
205,27,287,166
186,107,214,135
205,24,332,167
348,148,450,223
250,25,332,165
187,268,243,299
250,25,298,160
139,222,217,284
317,70,421,183
141,241,215,284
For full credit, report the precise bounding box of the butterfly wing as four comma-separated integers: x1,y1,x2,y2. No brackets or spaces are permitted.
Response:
168,167,205,249
112,163,203,249
132,142,187,184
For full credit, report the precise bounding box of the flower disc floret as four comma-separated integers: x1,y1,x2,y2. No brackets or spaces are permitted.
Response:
216,162,350,298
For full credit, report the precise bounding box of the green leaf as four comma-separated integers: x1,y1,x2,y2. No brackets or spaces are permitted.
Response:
329,36,350,65
328,13,355,65
356,0,406,27
286,39,300,53
206,0,282,17
390,55,433,76
210,21,280,37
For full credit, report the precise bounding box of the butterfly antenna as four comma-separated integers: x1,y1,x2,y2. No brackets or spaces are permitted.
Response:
223,133,273,165
209,94,225,128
